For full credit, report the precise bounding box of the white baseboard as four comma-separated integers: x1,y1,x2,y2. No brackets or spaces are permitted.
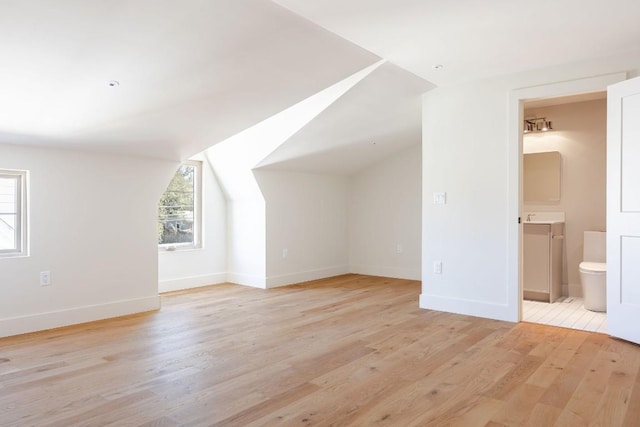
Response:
420,293,517,323
159,273,227,293
227,272,266,289
266,265,349,288
350,264,420,281
0,296,160,339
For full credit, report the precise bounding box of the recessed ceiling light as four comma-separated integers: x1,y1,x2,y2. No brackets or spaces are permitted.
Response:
106,80,120,88
432,64,444,70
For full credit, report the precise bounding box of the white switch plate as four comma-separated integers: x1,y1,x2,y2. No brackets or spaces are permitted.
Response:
282,248,288,258
433,261,443,274
433,192,447,204
40,271,51,286
396,244,403,254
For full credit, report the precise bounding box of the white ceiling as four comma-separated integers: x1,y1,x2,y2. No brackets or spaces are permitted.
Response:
272,0,640,86
0,0,378,160
2,0,640,174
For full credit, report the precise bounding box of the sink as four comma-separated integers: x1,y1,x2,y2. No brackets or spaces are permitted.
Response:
523,211,565,225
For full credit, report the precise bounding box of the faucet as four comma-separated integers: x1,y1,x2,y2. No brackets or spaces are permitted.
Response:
526,213,535,222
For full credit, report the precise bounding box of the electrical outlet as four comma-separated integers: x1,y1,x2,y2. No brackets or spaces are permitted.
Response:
396,244,403,254
40,271,51,286
433,261,443,275
282,248,288,259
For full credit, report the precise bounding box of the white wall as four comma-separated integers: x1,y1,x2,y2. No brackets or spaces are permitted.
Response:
350,144,422,280
422,79,511,320
226,198,267,288
0,143,176,338
158,154,227,292
205,147,267,289
255,170,350,287
524,99,607,296
421,50,640,322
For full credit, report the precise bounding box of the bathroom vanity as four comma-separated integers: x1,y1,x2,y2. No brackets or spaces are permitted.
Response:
523,220,564,303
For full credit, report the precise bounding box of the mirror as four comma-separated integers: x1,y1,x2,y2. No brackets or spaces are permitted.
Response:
524,151,561,202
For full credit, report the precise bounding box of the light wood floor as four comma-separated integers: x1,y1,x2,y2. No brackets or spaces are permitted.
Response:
1,274,639,426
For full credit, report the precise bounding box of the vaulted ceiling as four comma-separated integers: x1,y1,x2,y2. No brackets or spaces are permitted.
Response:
2,0,640,174
0,0,379,160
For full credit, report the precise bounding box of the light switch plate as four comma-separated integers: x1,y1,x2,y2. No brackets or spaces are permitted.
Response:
433,192,447,204
40,271,51,286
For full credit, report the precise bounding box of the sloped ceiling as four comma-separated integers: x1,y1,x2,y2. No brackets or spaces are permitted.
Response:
0,0,379,159
256,62,432,175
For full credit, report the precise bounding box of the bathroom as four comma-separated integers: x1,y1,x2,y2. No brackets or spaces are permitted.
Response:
521,93,607,332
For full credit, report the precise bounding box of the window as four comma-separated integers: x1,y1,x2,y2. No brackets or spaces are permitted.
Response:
0,169,27,257
158,160,202,250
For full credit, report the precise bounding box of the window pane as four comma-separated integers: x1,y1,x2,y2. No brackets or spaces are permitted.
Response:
0,214,16,250
158,165,196,245
0,177,17,251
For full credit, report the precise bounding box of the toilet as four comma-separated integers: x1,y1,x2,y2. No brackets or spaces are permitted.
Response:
579,231,606,312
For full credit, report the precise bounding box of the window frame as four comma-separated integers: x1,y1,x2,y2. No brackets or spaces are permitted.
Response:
0,169,28,258
158,160,202,251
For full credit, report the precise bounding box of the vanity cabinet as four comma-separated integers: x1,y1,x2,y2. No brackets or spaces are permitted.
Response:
523,222,563,303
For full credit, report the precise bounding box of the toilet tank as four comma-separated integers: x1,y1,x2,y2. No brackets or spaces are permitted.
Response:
584,231,606,263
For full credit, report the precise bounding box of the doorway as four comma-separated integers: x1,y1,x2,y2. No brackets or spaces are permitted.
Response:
506,72,627,328
520,93,607,332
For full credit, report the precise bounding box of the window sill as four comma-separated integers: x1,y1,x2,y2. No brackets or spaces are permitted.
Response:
0,252,29,259
158,245,203,253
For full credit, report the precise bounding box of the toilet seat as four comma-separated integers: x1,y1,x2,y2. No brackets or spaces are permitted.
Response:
579,261,606,273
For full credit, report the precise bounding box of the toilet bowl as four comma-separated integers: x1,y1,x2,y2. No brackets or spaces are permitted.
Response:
579,261,606,312
579,231,606,312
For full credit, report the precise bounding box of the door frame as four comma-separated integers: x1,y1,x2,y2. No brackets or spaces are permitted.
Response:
507,72,627,322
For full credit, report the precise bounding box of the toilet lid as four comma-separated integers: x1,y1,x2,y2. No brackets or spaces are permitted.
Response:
580,261,606,272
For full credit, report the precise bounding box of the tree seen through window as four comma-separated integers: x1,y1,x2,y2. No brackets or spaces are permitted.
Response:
158,163,198,246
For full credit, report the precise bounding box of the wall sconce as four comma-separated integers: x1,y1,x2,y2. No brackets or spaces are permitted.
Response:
523,117,553,133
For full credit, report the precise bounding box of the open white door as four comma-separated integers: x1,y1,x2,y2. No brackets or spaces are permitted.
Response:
607,76,640,344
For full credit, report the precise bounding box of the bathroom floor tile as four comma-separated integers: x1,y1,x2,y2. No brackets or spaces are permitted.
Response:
523,297,607,333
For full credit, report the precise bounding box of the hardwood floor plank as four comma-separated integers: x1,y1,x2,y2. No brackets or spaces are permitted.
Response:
622,367,640,427
526,330,588,389
0,274,639,426
538,333,609,410
135,416,180,427
482,354,544,400
589,339,640,427
208,383,321,427
563,348,620,424
442,396,505,427
488,383,547,426
525,402,562,426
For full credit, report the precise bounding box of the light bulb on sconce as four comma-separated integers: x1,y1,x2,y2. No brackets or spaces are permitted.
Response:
524,117,553,134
